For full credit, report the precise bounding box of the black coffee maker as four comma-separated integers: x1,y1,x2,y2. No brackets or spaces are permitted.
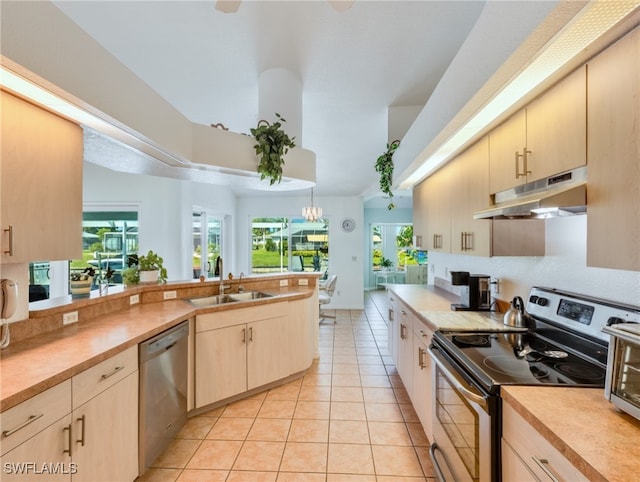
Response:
450,271,491,311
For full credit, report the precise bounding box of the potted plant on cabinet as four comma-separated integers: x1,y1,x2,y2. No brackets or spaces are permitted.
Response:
137,250,168,284
70,266,96,298
250,113,296,185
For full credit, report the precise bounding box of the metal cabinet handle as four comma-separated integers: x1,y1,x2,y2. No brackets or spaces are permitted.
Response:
532,457,560,482
429,443,449,482
388,309,394,321
400,323,407,340
63,424,72,457
101,365,124,380
523,147,532,176
515,150,524,178
76,415,86,446
460,232,473,252
2,414,44,437
242,328,246,344
3,225,14,256
249,326,253,342
418,347,427,369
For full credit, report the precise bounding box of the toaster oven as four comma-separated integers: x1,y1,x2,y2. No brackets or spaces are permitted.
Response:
603,323,640,422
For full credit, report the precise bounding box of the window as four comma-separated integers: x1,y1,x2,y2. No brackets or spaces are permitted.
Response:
371,224,419,272
251,217,329,274
192,211,222,279
28,208,138,302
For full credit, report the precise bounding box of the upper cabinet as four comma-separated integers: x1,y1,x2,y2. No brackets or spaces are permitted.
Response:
450,137,492,256
1,90,83,264
489,66,587,194
587,27,640,271
423,167,452,253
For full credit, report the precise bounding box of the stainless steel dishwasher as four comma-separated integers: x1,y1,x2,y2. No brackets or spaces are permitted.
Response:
139,320,189,474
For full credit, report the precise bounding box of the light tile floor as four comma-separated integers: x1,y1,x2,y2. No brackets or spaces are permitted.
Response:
137,290,435,482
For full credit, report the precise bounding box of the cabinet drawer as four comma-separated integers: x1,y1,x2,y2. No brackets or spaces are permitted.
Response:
1,380,71,455
502,402,587,482
72,345,138,408
196,302,288,332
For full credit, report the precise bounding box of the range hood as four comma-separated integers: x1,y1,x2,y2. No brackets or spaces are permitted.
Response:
474,167,587,219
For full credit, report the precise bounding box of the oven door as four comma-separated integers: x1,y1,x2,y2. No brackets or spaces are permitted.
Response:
428,345,496,482
604,326,640,421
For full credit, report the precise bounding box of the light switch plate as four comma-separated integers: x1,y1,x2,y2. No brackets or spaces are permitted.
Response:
298,279,308,286
280,279,288,287
130,294,140,305
163,290,177,300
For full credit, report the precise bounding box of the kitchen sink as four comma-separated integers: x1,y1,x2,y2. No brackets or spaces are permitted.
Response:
229,291,273,302
189,295,236,307
189,291,273,308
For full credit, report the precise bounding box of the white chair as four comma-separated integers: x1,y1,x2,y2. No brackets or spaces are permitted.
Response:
318,274,338,323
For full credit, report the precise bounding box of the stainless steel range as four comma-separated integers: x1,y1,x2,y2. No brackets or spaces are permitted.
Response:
428,286,639,482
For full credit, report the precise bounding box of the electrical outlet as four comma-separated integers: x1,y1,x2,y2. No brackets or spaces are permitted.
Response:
163,290,177,300
298,279,308,286
491,278,500,294
280,279,288,287
129,294,140,305
63,311,78,325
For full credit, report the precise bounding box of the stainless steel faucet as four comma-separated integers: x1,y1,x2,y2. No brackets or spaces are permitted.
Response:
218,257,224,295
238,272,245,292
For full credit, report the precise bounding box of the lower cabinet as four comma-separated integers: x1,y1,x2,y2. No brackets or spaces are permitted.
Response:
502,401,587,482
395,301,414,396
195,299,314,409
412,324,434,441
0,346,139,482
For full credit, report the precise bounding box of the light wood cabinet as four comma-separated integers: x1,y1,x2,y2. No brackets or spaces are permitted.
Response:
0,90,83,264
424,168,451,253
489,67,587,194
502,401,587,482
387,291,398,365
412,180,428,249
1,381,72,481
451,137,492,256
587,26,640,271
412,323,433,441
1,347,139,482
71,346,138,482
195,300,313,408
395,300,414,395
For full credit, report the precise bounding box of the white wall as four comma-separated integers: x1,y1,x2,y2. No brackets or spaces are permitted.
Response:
237,194,364,310
428,215,640,306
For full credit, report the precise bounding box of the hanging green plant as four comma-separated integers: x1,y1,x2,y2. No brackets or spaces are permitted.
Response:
250,113,296,185
375,139,400,210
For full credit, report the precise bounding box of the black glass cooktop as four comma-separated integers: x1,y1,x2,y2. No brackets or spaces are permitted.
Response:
433,330,606,392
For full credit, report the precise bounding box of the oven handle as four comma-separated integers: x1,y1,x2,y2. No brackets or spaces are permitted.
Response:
429,346,488,410
603,325,640,345
429,442,449,482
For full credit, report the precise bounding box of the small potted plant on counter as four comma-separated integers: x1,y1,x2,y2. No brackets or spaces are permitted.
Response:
70,266,96,298
138,250,168,284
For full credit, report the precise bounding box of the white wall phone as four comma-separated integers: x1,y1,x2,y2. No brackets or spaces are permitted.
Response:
0,279,18,348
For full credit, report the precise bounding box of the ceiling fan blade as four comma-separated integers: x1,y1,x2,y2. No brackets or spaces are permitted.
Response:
215,0,241,13
328,1,355,13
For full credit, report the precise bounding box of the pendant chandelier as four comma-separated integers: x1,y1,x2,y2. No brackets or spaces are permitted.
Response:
302,188,323,222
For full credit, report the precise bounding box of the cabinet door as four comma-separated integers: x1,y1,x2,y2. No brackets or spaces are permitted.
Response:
195,325,247,407
287,299,315,374
0,415,73,482
248,315,290,390
412,326,433,441
412,180,428,248
501,439,537,482
451,137,492,256
587,27,640,271
72,372,138,482
424,169,451,253
387,291,398,364
526,66,587,182
0,90,82,264
489,110,527,194
396,303,413,395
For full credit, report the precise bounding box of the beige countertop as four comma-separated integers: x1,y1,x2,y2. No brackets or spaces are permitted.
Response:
387,284,520,333
502,386,640,482
0,285,314,412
